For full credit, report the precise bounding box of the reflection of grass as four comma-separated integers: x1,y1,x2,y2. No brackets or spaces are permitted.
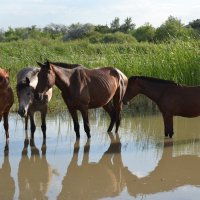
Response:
0,39,199,112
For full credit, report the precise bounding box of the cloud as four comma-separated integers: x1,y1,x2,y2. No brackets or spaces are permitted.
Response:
0,0,199,29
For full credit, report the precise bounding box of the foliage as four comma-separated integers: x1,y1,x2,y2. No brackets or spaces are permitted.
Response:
63,23,94,41
0,39,200,111
134,23,156,42
154,16,197,41
110,17,120,32
94,25,111,34
0,16,199,43
120,17,135,33
188,19,200,33
89,32,137,44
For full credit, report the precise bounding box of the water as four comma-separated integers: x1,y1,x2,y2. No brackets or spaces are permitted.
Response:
1,109,200,200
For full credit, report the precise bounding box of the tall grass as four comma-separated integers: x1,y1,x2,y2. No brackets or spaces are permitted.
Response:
0,39,199,111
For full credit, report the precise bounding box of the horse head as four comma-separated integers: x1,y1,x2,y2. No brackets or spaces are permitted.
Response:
17,77,35,117
0,68,9,88
35,61,55,101
123,76,141,105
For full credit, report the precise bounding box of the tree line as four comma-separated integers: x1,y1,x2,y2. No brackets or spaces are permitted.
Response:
0,16,199,43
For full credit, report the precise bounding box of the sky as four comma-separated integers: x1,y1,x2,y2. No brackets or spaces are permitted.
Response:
0,0,199,29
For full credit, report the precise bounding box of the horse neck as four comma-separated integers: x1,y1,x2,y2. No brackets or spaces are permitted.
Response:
53,66,72,91
139,80,169,103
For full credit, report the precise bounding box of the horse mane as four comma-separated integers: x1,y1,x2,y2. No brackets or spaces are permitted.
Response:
0,68,8,78
49,62,82,69
131,76,178,85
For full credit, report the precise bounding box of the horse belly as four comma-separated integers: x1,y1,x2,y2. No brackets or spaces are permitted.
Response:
88,95,113,108
88,81,117,108
175,101,200,117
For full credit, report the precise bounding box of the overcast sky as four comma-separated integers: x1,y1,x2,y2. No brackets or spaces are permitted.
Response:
0,0,199,29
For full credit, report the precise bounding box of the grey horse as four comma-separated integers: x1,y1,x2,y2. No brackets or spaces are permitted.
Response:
16,67,52,139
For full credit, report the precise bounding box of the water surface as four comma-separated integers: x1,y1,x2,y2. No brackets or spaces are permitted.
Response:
0,110,200,200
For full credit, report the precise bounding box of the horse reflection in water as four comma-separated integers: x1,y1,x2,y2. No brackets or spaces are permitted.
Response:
57,133,125,200
57,133,200,199
18,132,52,200
124,139,200,197
0,142,15,200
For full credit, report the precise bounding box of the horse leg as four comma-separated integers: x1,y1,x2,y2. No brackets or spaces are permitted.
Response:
69,108,80,138
103,102,116,133
3,112,9,139
80,108,91,138
30,138,39,155
114,102,123,133
113,93,123,133
162,113,174,138
41,106,47,140
25,115,28,130
30,113,36,139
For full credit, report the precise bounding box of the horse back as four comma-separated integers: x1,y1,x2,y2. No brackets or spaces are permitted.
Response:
160,85,200,116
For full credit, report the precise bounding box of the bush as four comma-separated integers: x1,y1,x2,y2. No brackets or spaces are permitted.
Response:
89,32,137,44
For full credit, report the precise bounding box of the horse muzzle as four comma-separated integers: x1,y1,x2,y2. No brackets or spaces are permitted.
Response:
18,107,27,118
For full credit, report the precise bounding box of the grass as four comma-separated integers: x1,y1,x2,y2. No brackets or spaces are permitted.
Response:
0,39,200,112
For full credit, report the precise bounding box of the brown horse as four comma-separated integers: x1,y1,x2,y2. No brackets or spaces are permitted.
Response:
0,68,14,139
35,61,128,138
123,76,200,138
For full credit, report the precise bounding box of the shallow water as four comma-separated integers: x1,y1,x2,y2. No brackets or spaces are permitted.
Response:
1,110,200,200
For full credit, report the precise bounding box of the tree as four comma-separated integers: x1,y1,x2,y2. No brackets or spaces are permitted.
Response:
134,23,155,42
0,29,5,42
154,16,186,41
94,25,111,33
63,23,94,41
188,19,200,33
43,23,68,39
110,17,120,32
120,17,135,33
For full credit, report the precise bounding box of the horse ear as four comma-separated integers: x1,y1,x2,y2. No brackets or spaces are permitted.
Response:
37,62,43,68
46,60,51,69
26,77,30,86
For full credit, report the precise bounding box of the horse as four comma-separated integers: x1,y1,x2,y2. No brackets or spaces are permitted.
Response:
0,68,14,139
123,76,200,138
35,61,128,138
16,67,52,139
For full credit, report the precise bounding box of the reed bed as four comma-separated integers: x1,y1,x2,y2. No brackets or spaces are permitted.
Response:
0,39,199,112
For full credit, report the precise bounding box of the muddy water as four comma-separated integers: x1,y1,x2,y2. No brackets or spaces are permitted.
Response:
1,110,200,200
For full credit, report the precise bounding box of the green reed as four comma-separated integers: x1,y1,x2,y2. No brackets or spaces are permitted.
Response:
0,39,199,112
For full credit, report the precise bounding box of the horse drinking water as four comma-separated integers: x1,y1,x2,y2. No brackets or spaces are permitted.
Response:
35,61,128,138
16,67,52,139
0,68,14,139
123,76,200,138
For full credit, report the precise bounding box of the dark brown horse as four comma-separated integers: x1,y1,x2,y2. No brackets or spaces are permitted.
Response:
123,76,200,138
0,68,14,139
35,61,128,138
